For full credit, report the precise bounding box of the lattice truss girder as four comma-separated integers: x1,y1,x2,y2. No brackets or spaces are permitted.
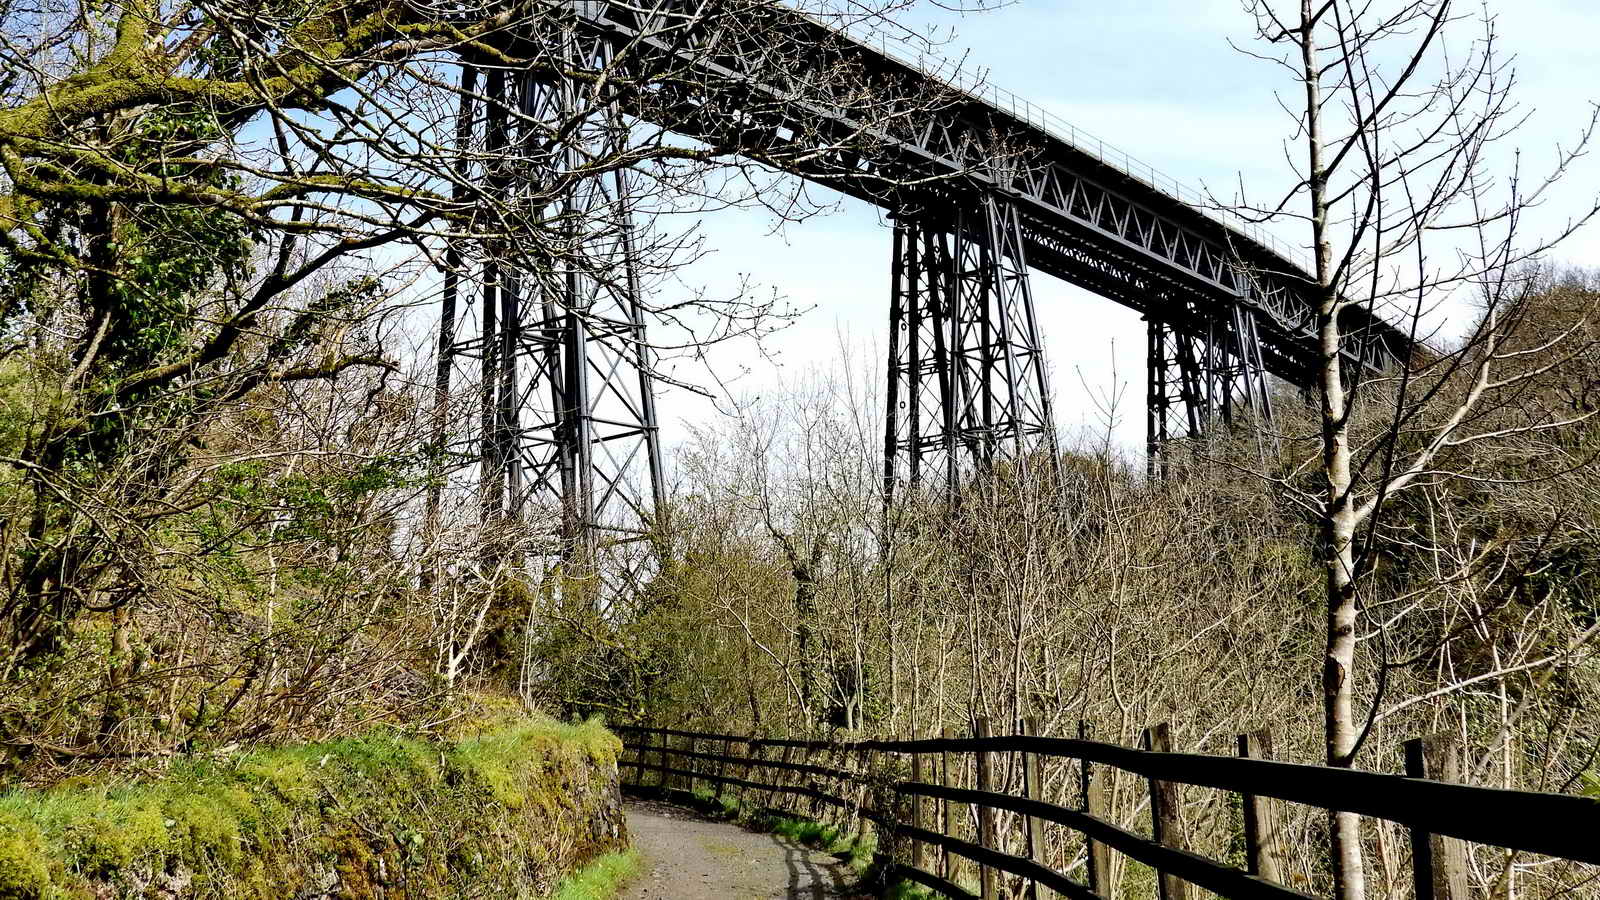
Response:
1146,304,1274,466
436,0,1396,509
441,16,664,585
547,0,1409,386
884,196,1057,497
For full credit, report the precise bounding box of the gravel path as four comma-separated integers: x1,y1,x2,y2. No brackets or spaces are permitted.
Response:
620,799,866,899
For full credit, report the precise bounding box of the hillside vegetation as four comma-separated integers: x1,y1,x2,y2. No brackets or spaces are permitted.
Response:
535,273,1600,898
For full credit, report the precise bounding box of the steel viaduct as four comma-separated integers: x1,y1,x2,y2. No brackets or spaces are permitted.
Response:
442,0,1414,569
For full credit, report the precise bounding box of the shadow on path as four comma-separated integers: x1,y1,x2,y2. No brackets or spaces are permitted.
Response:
771,831,852,899
621,799,864,899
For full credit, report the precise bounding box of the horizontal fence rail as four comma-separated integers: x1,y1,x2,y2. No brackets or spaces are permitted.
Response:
613,720,1600,900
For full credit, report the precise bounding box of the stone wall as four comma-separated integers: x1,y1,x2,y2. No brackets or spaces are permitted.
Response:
0,715,626,899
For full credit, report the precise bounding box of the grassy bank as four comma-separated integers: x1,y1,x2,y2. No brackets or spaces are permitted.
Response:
549,849,641,900
0,713,625,899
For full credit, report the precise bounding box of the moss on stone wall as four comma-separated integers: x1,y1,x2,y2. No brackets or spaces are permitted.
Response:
0,713,626,899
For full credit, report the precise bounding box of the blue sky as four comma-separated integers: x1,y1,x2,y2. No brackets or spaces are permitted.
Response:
650,0,1600,453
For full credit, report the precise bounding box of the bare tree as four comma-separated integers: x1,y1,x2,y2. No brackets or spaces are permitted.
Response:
0,0,997,763
1236,2,1600,895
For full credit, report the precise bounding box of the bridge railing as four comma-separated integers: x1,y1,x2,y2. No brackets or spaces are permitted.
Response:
614,720,1600,900
799,3,1418,333
797,1,1317,277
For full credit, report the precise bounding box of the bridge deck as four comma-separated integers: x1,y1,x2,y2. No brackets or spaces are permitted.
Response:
549,0,1413,386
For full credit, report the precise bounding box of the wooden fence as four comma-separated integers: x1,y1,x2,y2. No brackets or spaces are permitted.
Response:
614,721,1600,900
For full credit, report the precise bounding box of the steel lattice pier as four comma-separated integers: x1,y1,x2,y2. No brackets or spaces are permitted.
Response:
438,0,1419,570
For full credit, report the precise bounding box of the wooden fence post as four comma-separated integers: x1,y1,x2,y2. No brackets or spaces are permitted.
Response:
745,738,759,811
1143,723,1191,900
1237,730,1287,884
1022,716,1053,900
1405,734,1470,900
680,733,694,793
911,749,927,872
881,745,911,893
755,739,780,810
846,742,859,831
746,740,763,806
976,716,998,900
808,743,828,821
942,726,963,885
738,737,755,810
784,743,802,816
833,743,850,830
696,735,708,795
654,728,669,790
850,743,872,841
713,736,730,806
830,743,848,826
624,730,641,787
1079,721,1113,900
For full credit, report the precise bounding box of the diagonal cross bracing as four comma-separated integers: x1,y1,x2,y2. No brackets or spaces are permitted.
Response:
445,16,666,607
884,196,1058,499
1147,305,1275,476
447,0,1422,543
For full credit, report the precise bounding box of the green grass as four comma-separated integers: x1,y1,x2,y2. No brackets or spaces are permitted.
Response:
760,814,876,873
549,849,641,900
884,880,940,900
688,785,740,819
768,816,841,847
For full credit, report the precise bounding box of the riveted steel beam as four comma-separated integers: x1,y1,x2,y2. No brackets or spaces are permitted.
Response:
444,30,665,610
1146,304,1275,476
884,196,1057,502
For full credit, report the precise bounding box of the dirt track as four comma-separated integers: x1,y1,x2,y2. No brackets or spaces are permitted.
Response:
619,799,865,899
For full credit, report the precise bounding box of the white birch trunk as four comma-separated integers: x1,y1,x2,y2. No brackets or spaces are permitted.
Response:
1300,3,1366,896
